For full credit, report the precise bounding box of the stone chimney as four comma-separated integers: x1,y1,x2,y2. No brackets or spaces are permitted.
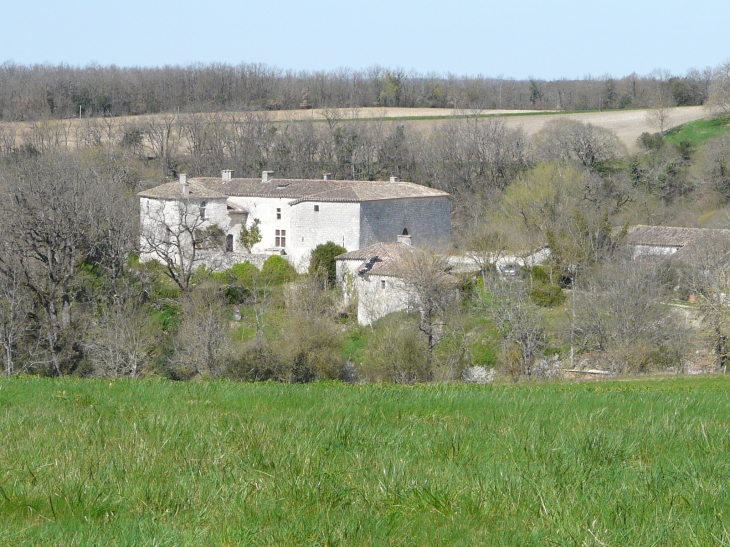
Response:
390,176,399,182
262,170,275,183
323,173,332,181
397,233,412,245
180,174,189,196
221,169,234,181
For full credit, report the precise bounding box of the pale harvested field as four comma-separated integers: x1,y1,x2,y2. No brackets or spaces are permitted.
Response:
1,106,708,153
498,106,708,150
275,105,708,150
267,107,544,121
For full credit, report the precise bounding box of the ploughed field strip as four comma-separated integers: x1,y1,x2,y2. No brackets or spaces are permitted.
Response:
0,105,708,153
1,377,730,546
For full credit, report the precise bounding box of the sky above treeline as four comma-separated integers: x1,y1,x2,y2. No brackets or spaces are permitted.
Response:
2,0,728,80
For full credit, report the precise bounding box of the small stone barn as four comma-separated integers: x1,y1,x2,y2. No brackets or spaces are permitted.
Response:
336,235,457,325
625,225,730,259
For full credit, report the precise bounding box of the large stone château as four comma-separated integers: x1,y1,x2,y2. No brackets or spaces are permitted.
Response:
138,170,451,272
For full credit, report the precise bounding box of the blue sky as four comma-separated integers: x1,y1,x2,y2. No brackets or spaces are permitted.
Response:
1,0,727,79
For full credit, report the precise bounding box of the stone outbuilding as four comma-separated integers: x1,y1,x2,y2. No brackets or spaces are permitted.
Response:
625,225,730,259
336,235,457,325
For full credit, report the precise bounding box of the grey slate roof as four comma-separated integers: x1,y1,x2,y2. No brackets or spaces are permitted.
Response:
336,242,419,277
170,177,450,204
625,225,730,247
137,181,228,200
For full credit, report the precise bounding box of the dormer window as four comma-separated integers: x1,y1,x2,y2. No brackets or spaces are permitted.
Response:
200,201,206,220
276,208,281,220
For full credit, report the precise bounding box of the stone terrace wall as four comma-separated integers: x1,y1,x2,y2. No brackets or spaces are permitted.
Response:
197,251,292,272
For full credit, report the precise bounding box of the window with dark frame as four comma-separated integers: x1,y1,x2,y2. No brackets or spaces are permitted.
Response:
276,208,281,219
381,279,386,290
314,204,319,212
275,229,286,247
200,201,206,220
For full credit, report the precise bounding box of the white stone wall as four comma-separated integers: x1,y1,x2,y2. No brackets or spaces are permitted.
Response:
356,274,410,326
225,214,247,254
337,260,412,325
631,244,680,259
289,201,361,272
336,258,364,307
139,196,228,265
197,251,293,271
141,192,451,275
202,198,230,230
359,197,451,249
226,196,292,254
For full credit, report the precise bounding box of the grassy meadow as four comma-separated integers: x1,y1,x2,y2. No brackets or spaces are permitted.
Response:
665,115,730,146
2,377,730,546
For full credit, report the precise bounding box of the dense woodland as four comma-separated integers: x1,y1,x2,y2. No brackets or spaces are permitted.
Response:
2,61,730,381
0,61,718,120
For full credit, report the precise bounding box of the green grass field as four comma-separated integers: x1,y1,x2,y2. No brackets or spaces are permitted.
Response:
2,377,730,546
665,116,730,146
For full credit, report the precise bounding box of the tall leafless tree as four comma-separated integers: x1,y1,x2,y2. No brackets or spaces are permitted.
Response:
0,263,32,376
0,154,99,375
139,198,223,292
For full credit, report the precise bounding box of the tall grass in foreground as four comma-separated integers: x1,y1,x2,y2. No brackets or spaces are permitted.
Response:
1,377,730,546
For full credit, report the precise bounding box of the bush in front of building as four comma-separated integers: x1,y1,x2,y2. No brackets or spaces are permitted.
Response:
309,241,347,286
261,255,297,284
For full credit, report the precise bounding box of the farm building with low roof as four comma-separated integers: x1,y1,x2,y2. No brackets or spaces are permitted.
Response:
625,225,730,259
336,235,457,325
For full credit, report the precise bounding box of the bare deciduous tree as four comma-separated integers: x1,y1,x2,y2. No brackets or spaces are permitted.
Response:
693,133,730,201
139,199,222,292
143,114,180,177
0,125,16,156
169,285,232,379
396,249,457,362
482,275,544,379
422,117,530,195
0,149,139,376
0,264,32,376
574,258,685,373
0,153,100,375
180,113,214,175
682,232,730,369
461,220,509,285
646,91,676,136
83,300,154,377
707,61,730,116
533,119,626,170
